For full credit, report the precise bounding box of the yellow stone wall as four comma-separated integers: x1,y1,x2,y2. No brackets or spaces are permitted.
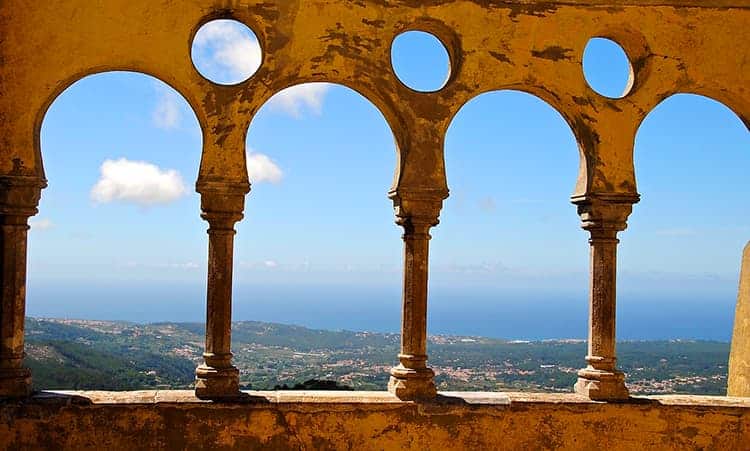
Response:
1,1,750,444
1,0,748,198
1,391,749,450
730,243,750,396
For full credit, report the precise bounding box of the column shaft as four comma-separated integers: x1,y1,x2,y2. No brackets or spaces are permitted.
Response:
573,196,634,400
204,223,236,369
0,176,44,397
398,223,430,370
586,232,619,373
195,185,247,399
388,196,441,400
0,220,32,396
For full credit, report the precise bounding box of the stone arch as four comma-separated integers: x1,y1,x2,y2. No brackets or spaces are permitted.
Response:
251,81,408,195
33,69,204,184
622,92,750,340
29,70,205,322
638,90,750,136
235,80,402,331
634,92,749,169
431,89,586,341
445,88,585,199
625,92,750,395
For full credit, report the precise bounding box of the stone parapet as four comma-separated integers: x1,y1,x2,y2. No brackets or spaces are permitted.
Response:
0,391,748,450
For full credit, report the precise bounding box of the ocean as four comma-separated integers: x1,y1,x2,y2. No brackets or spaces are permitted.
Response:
24,281,736,341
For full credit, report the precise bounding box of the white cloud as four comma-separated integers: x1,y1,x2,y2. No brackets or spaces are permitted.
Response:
152,88,182,129
264,260,278,268
267,83,331,118
192,20,262,82
29,218,53,230
246,150,283,184
91,158,187,206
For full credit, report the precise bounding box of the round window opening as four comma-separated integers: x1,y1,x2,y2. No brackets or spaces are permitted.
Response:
391,30,451,92
582,37,634,99
191,19,262,85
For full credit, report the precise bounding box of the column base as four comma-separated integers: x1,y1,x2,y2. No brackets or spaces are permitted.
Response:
574,367,629,401
388,365,437,400
195,364,240,400
0,367,32,398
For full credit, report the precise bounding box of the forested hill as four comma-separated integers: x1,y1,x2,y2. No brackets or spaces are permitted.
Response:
24,318,730,395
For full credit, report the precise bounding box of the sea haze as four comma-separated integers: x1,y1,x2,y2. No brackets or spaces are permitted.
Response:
25,281,736,342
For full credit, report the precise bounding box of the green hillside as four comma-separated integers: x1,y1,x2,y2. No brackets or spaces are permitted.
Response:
23,318,730,395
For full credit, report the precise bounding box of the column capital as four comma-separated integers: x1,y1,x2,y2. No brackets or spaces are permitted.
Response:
195,178,250,196
197,179,250,229
0,175,46,219
389,188,446,230
571,193,639,234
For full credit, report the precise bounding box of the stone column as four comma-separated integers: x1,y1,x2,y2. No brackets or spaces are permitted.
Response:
194,181,249,399
572,194,637,400
728,241,750,397
0,176,45,397
388,193,442,400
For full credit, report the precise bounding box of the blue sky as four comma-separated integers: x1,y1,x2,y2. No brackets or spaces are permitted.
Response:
26,22,749,339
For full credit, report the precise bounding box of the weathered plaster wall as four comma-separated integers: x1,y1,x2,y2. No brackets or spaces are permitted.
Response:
0,391,749,450
1,0,748,196
1,0,749,431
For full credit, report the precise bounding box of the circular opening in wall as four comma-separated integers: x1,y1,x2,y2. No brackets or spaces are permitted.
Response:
191,19,262,85
582,37,633,99
391,30,451,92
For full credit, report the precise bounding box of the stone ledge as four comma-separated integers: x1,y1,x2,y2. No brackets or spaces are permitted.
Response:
22,390,750,408
1,391,749,450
